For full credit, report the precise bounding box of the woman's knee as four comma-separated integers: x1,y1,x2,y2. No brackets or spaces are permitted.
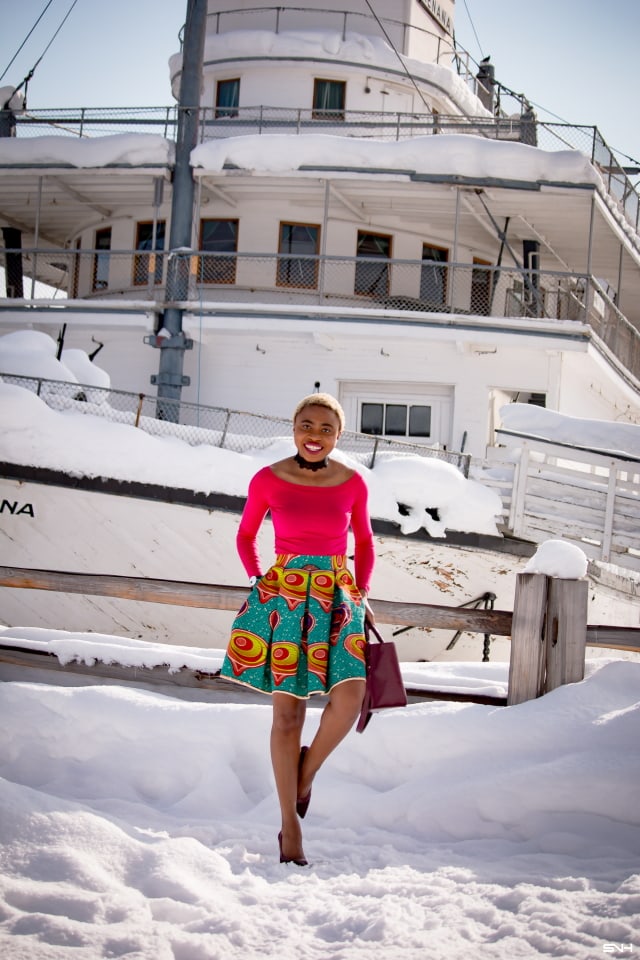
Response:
330,679,365,717
272,695,305,735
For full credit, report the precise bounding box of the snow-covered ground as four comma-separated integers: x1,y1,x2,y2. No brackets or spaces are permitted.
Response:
0,656,638,959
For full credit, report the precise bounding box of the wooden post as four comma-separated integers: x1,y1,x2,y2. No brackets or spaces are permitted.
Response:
544,578,588,693
507,572,548,705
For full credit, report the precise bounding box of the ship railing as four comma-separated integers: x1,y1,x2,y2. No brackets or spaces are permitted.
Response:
9,105,612,152
3,248,639,382
13,108,639,235
201,5,473,84
0,373,471,476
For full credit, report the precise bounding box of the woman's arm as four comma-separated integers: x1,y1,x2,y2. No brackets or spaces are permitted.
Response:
236,470,270,580
350,475,375,600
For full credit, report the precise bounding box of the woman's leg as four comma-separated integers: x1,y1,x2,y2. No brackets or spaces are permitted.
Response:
271,692,307,859
298,678,365,801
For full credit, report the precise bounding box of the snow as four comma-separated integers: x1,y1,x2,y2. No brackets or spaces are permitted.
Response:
0,133,174,168
0,331,505,538
1,343,639,958
523,540,589,579
3,328,636,553
0,85,24,112
171,28,489,117
0,655,638,958
0,330,110,390
499,403,640,460
0,126,598,188
191,131,599,185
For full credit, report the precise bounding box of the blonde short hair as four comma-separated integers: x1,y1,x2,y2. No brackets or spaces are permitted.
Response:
293,393,345,432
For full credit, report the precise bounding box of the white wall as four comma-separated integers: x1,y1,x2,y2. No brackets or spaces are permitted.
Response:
177,318,614,459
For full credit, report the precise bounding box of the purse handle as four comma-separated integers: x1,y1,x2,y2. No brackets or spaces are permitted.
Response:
365,621,386,644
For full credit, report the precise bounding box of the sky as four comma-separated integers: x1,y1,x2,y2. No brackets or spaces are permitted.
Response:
0,0,638,170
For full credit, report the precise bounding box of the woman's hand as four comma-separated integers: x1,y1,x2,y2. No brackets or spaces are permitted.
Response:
362,595,376,627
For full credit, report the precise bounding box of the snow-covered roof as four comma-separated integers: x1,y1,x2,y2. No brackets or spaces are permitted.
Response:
190,132,599,186
169,28,488,117
0,133,174,168
0,127,600,194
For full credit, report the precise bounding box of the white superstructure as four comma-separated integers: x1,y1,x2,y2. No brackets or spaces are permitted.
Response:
0,0,638,461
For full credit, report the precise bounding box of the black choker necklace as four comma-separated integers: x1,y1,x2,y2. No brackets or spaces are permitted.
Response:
294,452,329,471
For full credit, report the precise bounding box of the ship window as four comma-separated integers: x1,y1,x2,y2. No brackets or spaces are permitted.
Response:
71,237,81,298
277,223,319,288
133,221,165,286
355,231,391,298
420,243,448,306
215,78,240,118
471,257,493,316
92,227,111,291
361,402,431,438
313,79,345,120
199,219,238,283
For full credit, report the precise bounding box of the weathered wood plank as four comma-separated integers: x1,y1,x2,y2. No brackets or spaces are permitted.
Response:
0,566,514,635
545,578,588,692
507,573,547,706
586,625,640,651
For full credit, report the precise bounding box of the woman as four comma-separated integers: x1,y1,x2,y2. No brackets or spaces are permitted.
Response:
221,393,375,866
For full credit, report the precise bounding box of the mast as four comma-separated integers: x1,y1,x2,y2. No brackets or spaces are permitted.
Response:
1,91,23,298
153,0,207,420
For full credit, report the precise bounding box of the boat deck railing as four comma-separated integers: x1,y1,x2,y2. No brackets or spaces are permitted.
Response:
3,250,638,385
12,108,639,238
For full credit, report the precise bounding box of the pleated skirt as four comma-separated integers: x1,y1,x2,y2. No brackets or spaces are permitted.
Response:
221,553,367,699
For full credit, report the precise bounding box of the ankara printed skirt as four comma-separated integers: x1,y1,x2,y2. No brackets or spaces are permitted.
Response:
221,554,367,699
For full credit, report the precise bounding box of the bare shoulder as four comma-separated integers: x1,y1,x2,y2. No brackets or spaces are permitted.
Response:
270,457,297,480
333,461,356,482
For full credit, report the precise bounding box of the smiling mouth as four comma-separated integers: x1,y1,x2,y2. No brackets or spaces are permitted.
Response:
304,442,323,454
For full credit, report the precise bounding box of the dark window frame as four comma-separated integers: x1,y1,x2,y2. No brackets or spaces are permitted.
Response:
355,230,392,298
420,243,449,306
471,257,493,316
198,218,239,284
71,237,81,298
312,78,346,121
277,221,320,289
215,78,240,118
133,220,166,286
360,401,432,438
92,227,111,291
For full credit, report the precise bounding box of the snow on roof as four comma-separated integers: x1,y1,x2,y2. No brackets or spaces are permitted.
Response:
0,126,597,188
499,403,640,460
0,133,174,168
190,131,599,185
170,28,488,116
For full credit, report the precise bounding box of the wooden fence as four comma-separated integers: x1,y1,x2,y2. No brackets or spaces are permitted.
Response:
1,565,638,706
486,431,640,574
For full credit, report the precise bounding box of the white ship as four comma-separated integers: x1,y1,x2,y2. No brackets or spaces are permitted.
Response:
0,1,638,660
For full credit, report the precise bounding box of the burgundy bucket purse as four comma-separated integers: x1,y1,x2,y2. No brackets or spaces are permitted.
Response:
356,622,408,733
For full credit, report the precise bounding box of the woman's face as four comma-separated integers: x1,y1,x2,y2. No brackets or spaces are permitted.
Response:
293,404,342,462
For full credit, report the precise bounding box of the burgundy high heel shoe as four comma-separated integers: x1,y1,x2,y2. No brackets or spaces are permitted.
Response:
278,831,308,867
296,745,312,819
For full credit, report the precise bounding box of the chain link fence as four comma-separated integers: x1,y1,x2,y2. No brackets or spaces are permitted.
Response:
1,373,471,475
0,248,606,315
4,249,638,380
11,106,639,236
10,105,612,152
